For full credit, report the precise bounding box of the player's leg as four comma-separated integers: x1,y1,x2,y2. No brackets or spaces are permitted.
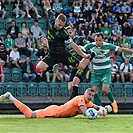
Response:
69,76,80,100
34,105,59,118
102,70,118,113
91,72,102,106
0,92,33,118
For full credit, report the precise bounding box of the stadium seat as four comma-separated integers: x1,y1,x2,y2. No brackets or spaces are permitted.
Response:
25,18,34,29
0,30,7,39
33,6,43,17
37,17,47,29
0,18,5,30
5,5,12,18
32,0,37,5
124,82,133,96
4,68,11,82
60,82,69,96
112,82,124,96
81,82,92,94
16,18,25,28
116,56,123,63
16,82,27,96
0,82,5,95
5,18,15,29
11,68,22,82
78,83,83,94
38,82,49,96
27,82,38,96
5,82,16,96
49,82,60,96
30,55,38,65
20,55,27,60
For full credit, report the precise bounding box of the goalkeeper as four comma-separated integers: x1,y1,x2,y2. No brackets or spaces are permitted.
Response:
0,88,111,119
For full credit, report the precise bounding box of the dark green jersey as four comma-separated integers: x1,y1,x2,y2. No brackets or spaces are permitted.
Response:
48,10,72,54
66,36,88,59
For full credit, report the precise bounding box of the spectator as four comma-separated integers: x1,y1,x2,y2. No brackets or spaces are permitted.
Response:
122,21,132,37
33,58,45,83
0,43,9,67
52,0,63,16
103,0,112,17
7,20,19,40
45,69,56,82
0,0,6,18
101,22,112,39
112,1,121,14
120,56,133,83
112,21,122,40
23,0,41,18
21,56,36,82
81,21,90,40
0,59,4,83
31,19,45,40
9,45,20,68
13,0,26,18
58,63,69,82
72,0,82,16
26,32,38,56
121,1,131,16
108,13,117,26
0,35,4,43
15,32,29,56
67,12,76,28
19,22,29,39
110,56,120,83
117,14,126,26
4,33,15,54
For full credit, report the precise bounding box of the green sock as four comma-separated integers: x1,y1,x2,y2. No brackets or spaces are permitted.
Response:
107,91,114,103
94,94,102,106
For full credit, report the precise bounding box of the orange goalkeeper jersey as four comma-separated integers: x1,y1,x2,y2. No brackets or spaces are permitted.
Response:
55,95,94,118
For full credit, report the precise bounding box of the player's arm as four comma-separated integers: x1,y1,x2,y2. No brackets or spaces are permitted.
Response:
79,105,87,116
70,42,90,59
117,47,133,53
43,0,51,11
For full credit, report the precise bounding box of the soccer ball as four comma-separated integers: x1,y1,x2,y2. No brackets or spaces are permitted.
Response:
85,108,98,119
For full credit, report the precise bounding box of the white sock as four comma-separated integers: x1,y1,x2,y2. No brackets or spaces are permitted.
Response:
9,95,16,102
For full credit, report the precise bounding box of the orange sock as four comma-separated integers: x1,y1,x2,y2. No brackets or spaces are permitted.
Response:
14,99,32,118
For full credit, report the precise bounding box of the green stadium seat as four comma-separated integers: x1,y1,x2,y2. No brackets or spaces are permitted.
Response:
0,30,7,39
78,83,82,94
30,55,38,65
16,18,25,28
37,17,47,29
25,18,34,29
20,55,27,60
16,82,27,96
60,82,69,96
81,82,92,94
5,82,16,96
5,5,12,18
0,82,5,95
38,82,49,96
124,82,133,96
49,82,60,96
112,82,124,96
0,18,5,30
28,82,38,96
116,56,123,63
11,68,22,82
6,18,15,29
4,68,11,82
32,0,37,5
34,6,43,16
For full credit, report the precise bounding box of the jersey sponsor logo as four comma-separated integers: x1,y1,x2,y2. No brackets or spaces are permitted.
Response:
65,38,73,44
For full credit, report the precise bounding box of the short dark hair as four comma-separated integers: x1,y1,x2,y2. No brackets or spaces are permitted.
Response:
95,32,104,39
86,88,94,93
34,19,38,23
57,13,66,22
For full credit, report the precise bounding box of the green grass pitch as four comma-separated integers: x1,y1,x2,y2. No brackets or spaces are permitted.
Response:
0,114,133,133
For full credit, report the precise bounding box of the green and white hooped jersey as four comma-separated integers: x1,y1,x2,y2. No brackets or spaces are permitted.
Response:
84,42,119,70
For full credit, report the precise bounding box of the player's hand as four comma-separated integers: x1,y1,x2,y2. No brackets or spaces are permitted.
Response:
83,53,91,59
105,105,112,113
98,107,107,116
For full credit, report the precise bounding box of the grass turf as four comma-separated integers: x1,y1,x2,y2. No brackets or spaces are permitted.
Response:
0,114,133,133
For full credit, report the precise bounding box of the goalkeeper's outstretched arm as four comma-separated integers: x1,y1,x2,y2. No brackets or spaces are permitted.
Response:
44,0,51,11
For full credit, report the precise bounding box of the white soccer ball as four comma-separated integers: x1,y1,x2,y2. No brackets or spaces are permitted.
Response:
85,108,98,119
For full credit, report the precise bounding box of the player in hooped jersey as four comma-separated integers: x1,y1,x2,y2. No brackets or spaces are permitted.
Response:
83,32,133,113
